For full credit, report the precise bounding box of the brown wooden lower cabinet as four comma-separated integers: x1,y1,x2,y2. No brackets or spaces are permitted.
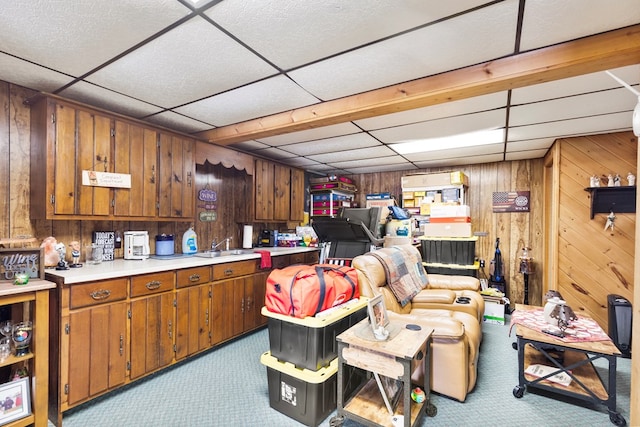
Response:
47,250,318,425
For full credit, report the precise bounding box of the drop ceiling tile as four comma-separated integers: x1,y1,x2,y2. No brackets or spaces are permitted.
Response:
505,149,549,161
373,109,506,143
87,16,278,107
520,0,640,51
329,156,410,169
355,92,508,130
511,64,640,104
228,140,269,151
414,153,504,168
256,122,362,146
288,1,518,100
307,145,397,163
505,138,555,152
508,112,633,141
283,157,324,168
0,0,190,76
207,0,491,69
145,111,212,133
0,54,74,93
174,75,319,126
253,147,299,160
345,163,419,174
406,143,504,162
510,88,638,126
58,81,163,119
282,133,381,156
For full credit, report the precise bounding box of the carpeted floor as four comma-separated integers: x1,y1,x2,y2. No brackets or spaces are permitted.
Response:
55,316,631,427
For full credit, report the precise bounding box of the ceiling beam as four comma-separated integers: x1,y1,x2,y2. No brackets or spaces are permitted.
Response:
197,24,640,146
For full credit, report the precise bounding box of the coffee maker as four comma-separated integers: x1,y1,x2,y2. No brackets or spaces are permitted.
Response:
258,230,278,247
124,231,150,259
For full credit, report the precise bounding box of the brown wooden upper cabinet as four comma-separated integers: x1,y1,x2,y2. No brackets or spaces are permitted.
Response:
29,96,195,221
255,159,304,222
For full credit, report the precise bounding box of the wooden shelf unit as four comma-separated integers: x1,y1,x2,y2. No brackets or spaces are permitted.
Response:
584,186,636,219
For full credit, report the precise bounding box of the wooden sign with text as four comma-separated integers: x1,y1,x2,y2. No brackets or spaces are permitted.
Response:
0,248,45,281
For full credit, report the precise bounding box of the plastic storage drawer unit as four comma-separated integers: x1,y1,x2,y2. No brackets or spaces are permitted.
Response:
261,351,338,427
261,298,367,371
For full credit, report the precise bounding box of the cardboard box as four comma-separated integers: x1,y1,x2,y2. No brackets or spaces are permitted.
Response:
430,204,470,218
483,300,505,325
422,222,472,238
401,171,469,188
429,216,471,223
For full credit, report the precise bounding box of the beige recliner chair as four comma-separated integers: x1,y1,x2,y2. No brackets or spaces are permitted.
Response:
352,246,482,402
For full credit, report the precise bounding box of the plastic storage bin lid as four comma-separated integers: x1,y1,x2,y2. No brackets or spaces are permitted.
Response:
261,298,367,327
260,351,337,382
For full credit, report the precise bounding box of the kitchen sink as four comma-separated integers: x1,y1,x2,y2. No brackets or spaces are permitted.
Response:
194,249,255,258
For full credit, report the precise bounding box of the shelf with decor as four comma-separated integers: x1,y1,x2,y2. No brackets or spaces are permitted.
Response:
584,186,636,219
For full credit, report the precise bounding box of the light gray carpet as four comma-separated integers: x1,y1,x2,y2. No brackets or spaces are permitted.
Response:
55,318,631,427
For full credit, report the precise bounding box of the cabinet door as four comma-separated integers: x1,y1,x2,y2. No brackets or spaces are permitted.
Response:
129,292,175,379
254,159,274,220
274,163,291,221
211,278,244,345
113,120,158,217
175,284,211,360
158,133,195,219
290,167,305,221
76,109,112,216
244,271,269,331
52,103,77,215
67,302,127,406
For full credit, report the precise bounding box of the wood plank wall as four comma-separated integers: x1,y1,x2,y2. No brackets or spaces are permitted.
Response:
0,81,250,258
552,132,636,329
345,159,545,306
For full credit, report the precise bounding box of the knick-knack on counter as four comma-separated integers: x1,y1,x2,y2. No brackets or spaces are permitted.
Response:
627,172,636,186
607,174,614,187
614,174,621,187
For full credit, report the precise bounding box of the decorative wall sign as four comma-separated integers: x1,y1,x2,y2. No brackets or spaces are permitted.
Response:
82,170,132,188
0,248,44,281
492,191,530,213
198,185,217,222
92,231,115,261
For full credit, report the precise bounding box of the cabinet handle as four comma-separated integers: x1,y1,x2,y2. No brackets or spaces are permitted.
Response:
150,165,156,184
120,334,124,356
224,269,233,276
246,296,252,311
146,280,161,290
189,274,200,282
205,309,209,325
168,320,172,339
90,289,111,300
241,297,244,313
187,171,192,187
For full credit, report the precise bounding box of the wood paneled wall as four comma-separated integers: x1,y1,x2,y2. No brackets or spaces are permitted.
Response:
346,159,545,306
549,132,636,329
0,81,248,257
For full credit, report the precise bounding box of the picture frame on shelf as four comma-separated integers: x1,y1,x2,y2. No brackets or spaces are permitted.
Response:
367,294,389,331
0,377,31,424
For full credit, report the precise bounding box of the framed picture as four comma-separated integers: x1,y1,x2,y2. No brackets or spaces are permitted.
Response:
0,377,31,424
368,294,389,331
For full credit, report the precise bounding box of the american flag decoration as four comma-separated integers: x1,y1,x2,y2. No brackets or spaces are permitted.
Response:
492,191,530,213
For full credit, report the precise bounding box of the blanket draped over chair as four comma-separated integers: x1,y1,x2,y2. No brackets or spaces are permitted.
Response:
370,245,428,306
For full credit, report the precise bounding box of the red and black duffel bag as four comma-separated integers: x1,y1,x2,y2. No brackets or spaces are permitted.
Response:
265,264,359,318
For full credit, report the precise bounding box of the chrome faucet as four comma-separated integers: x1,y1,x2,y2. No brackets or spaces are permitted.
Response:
211,237,232,251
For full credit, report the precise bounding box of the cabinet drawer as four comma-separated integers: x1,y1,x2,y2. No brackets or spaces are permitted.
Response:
271,254,290,270
131,271,175,297
288,252,308,265
212,259,259,280
176,266,211,288
70,278,128,309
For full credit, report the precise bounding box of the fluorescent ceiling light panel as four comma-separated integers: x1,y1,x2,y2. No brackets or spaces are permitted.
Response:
391,128,505,154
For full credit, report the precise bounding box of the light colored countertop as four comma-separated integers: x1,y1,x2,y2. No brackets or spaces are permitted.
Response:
0,279,57,296
45,246,319,284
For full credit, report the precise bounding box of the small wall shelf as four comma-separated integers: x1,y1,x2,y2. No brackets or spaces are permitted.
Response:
584,186,636,219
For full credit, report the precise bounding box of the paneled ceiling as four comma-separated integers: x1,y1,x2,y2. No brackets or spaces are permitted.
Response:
1,0,639,175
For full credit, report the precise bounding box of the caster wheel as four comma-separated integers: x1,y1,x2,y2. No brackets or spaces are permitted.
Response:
426,402,437,417
513,385,525,398
609,412,626,427
512,342,518,350
330,415,345,427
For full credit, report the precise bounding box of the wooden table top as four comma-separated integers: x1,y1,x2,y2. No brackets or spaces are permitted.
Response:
514,304,620,356
337,312,433,360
